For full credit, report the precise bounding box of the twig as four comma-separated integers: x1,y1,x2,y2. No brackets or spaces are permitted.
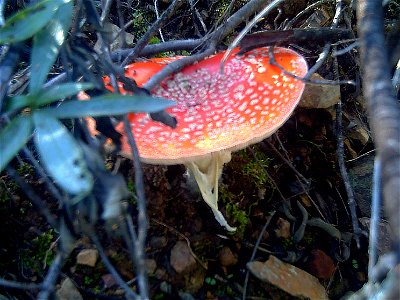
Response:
0,0,5,26
304,0,345,80
0,278,40,291
268,46,355,86
144,0,269,90
0,44,21,112
346,149,375,163
154,0,165,42
334,43,362,247
220,0,285,72
21,147,64,204
111,39,204,61
100,0,113,24
248,147,286,202
151,218,208,270
284,0,332,30
265,139,309,185
143,47,215,90
120,0,182,66
368,157,382,280
5,166,59,230
90,232,139,300
242,211,275,300
123,116,149,299
36,252,66,300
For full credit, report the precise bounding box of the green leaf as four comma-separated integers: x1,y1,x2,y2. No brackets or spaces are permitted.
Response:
36,82,95,107
30,0,73,93
0,0,67,44
33,112,93,195
5,82,95,113
0,116,33,172
41,94,176,118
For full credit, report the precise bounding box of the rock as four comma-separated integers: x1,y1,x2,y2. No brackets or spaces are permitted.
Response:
219,246,238,267
348,155,375,217
247,255,328,300
170,241,196,274
149,236,168,249
155,268,168,280
76,249,99,267
145,258,157,274
56,277,83,300
359,217,392,255
179,291,196,300
299,73,340,109
94,23,135,52
102,274,117,289
307,249,336,280
275,217,291,239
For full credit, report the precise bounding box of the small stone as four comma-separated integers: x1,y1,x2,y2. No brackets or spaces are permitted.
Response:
145,258,157,274
247,255,328,300
149,236,168,249
102,274,117,289
219,247,238,267
155,268,168,280
275,217,291,239
307,249,336,280
170,241,197,274
300,73,340,109
359,218,392,255
76,249,99,267
56,277,83,300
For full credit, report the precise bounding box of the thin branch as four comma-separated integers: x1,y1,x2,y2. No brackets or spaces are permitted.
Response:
220,0,285,72
334,43,362,247
242,211,276,300
123,116,149,299
151,218,208,270
91,232,139,300
111,39,204,61
284,0,332,30
21,147,64,204
5,166,59,230
0,44,21,112
357,0,400,258
120,0,182,66
369,157,382,280
0,279,40,291
144,0,268,90
36,252,66,300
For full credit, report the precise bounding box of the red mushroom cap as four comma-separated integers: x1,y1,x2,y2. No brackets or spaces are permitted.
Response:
111,47,307,164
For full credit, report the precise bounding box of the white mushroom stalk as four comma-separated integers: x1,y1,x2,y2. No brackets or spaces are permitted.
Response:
185,152,234,231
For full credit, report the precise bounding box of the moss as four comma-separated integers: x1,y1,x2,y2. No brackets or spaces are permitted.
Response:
219,185,248,237
238,147,271,190
17,162,34,177
20,229,56,275
127,179,137,205
131,9,152,38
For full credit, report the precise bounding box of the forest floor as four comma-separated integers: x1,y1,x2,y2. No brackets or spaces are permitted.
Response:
1,0,398,299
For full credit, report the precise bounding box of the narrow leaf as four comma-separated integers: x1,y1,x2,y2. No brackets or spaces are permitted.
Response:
41,94,176,119
30,0,73,93
6,82,94,113
33,112,93,195
0,116,33,172
36,83,94,106
0,0,65,44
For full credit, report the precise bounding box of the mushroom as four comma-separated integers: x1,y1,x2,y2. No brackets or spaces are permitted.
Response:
97,47,308,231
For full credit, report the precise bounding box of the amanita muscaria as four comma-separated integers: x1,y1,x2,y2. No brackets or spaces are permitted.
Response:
90,47,308,231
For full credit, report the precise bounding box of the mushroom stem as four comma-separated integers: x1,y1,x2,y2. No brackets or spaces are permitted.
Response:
184,151,236,232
